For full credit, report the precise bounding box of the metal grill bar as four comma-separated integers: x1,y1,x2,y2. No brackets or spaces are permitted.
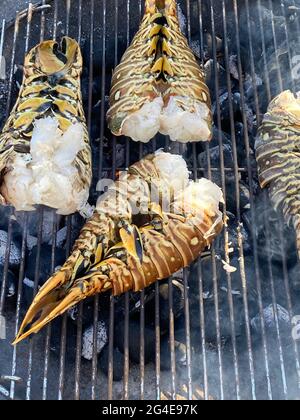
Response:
231,0,267,400
210,0,241,400
1,0,300,401
244,0,289,399
256,0,300,394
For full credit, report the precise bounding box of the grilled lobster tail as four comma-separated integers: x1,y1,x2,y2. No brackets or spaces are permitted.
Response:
0,37,92,215
107,0,212,143
256,90,300,257
13,152,223,344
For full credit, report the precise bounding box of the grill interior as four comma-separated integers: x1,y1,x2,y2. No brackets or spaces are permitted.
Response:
1,0,300,401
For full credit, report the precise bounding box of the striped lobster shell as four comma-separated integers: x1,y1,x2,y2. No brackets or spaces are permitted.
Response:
14,151,223,344
255,90,300,257
107,0,212,143
0,37,92,214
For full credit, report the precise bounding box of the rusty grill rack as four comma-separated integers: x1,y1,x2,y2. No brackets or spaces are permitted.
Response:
0,0,300,401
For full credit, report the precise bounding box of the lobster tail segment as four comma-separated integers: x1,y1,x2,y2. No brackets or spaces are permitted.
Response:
147,0,178,13
25,36,81,77
145,1,177,14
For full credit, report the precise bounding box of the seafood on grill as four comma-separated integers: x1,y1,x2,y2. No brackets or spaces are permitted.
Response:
13,151,224,344
107,0,212,143
255,90,300,257
0,37,92,215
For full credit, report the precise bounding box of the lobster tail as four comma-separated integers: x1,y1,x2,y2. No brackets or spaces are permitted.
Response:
14,153,223,344
107,0,212,143
0,37,92,214
256,90,300,259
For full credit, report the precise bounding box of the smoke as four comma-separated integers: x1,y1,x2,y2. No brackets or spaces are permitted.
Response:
237,0,300,102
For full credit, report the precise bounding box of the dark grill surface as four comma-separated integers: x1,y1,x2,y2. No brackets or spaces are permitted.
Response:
1,0,300,401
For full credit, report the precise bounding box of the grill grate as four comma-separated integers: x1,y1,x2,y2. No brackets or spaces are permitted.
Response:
0,0,300,401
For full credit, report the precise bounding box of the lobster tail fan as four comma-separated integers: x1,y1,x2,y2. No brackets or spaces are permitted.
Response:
26,36,81,77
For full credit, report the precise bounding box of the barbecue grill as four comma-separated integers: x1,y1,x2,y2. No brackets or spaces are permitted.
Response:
1,0,300,401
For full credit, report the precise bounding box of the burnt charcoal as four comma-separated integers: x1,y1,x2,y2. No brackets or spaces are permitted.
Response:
243,73,263,106
160,338,172,371
52,227,67,248
115,319,156,364
203,294,246,345
204,60,228,99
26,234,38,251
25,244,66,282
49,317,77,360
189,254,222,301
231,181,251,211
0,207,13,231
103,139,127,169
22,276,35,307
209,127,232,149
80,69,103,110
152,279,184,332
67,299,110,327
0,265,16,299
240,181,251,208
216,91,256,134
252,198,298,265
229,55,239,81
189,255,258,344
99,345,124,382
217,91,241,125
89,97,109,142
235,122,246,162
0,81,9,129
289,263,300,291
114,279,183,333
167,141,188,156
0,230,21,268
14,211,60,244
113,289,154,320
198,143,233,169
160,328,190,371
251,304,289,333
225,182,251,216
219,255,259,315
47,224,76,250
251,304,292,347
81,320,108,361
23,245,66,305
205,33,223,59
259,262,290,309
115,142,126,168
